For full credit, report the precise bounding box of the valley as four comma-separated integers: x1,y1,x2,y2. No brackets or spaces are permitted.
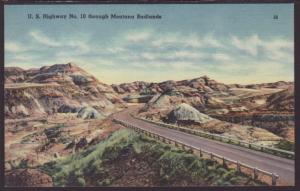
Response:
4,63,295,186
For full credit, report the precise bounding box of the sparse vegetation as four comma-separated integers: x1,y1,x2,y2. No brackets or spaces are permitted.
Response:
44,124,65,139
5,63,294,186
40,129,264,186
274,140,294,152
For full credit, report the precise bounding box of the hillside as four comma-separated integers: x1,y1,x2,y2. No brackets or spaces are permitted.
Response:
139,102,281,144
112,76,228,97
265,86,294,111
4,63,294,187
112,76,293,113
128,76,294,142
38,129,264,187
4,63,125,119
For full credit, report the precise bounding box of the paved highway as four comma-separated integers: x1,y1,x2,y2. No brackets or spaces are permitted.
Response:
114,107,295,185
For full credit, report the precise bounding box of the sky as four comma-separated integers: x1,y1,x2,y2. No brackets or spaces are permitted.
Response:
4,4,294,85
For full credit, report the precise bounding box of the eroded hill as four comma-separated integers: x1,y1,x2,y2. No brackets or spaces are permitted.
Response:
5,63,125,119
38,129,264,187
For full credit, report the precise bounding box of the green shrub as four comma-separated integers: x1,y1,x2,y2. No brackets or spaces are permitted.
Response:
97,178,111,186
275,140,294,151
132,142,142,154
77,177,86,186
222,169,237,181
40,128,263,186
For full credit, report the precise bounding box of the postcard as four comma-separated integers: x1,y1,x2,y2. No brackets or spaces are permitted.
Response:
3,2,295,188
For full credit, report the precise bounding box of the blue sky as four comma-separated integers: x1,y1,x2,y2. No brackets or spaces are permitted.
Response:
5,4,294,84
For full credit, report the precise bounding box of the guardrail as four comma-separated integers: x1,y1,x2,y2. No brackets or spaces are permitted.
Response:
133,116,294,160
113,118,279,186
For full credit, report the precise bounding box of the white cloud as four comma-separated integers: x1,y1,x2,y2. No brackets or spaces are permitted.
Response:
124,30,152,43
172,61,197,70
202,33,223,48
183,34,202,48
230,34,293,63
150,33,203,48
55,42,90,57
68,40,90,53
13,54,37,61
29,30,91,54
29,30,61,47
172,51,204,59
106,47,127,54
5,42,27,52
265,38,293,50
262,38,293,62
130,62,148,69
150,33,222,49
151,33,180,47
212,53,231,62
231,34,261,56
140,53,156,60
6,29,293,84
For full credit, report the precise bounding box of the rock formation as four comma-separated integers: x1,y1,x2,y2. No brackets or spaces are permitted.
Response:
4,63,125,118
167,103,212,124
265,86,294,111
77,107,105,119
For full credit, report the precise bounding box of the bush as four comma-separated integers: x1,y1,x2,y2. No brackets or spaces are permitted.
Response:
97,178,111,186
132,142,142,154
77,177,86,186
222,169,237,181
40,128,263,186
275,140,294,151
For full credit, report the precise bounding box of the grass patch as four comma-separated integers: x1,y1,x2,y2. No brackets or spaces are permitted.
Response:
274,140,294,152
40,129,135,186
39,129,264,186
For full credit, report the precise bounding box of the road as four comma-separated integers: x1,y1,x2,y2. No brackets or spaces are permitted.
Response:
113,107,295,185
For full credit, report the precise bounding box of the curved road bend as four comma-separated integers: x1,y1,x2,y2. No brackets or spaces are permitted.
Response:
114,107,295,185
